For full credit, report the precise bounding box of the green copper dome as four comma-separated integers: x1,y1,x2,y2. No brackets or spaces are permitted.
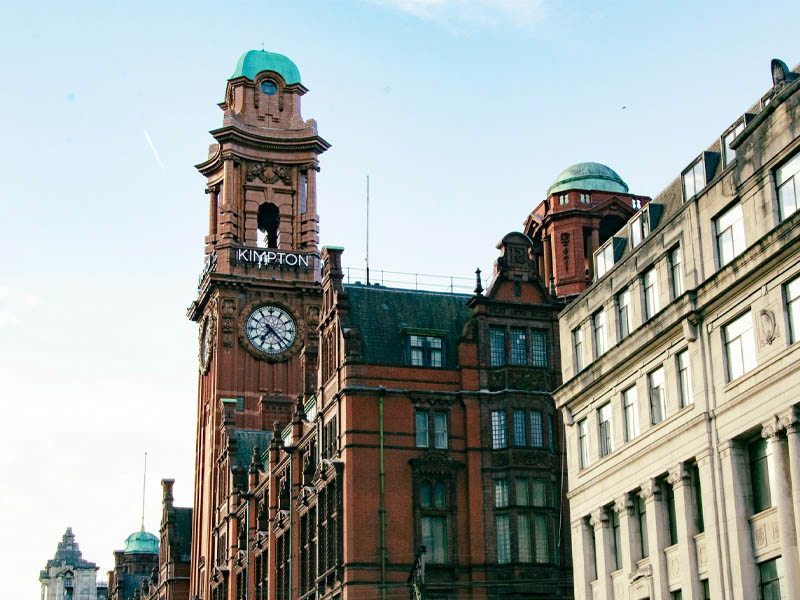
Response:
123,530,159,555
230,50,301,85
547,162,629,195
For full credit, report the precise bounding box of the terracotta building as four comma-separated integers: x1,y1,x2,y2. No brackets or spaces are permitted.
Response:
183,49,640,599
107,528,159,600
554,59,800,600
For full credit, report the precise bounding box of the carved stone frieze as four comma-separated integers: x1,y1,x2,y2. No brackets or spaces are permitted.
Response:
245,160,293,186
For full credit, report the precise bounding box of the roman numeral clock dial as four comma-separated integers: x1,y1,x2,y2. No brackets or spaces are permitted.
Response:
245,305,297,356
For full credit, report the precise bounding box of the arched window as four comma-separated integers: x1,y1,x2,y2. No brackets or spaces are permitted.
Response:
433,482,446,509
420,480,432,508
257,203,280,248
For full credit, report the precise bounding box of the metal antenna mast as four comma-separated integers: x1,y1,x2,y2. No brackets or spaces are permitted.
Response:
141,451,147,531
366,175,370,285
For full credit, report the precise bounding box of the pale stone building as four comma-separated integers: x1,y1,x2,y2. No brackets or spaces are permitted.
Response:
40,528,101,600
553,58,800,600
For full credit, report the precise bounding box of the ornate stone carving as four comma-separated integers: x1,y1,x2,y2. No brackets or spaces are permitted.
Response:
220,298,237,349
667,464,689,488
199,309,217,374
589,509,608,529
779,407,799,433
614,495,633,515
758,309,779,345
560,232,570,270
638,479,660,501
761,417,780,440
246,160,292,186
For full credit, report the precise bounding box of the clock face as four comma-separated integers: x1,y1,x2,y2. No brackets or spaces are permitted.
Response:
245,305,297,355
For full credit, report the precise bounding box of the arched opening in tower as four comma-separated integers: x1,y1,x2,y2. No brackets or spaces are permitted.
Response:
257,203,280,249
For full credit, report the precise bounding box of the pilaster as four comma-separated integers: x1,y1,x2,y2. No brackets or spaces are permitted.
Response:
717,439,757,600
571,518,594,600
591,509,613,600
780,407,800,555
640,479,669,599
668,464,701,599
763,418,800,598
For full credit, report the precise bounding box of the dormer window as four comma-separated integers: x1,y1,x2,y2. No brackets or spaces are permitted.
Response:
723,119,746,166
632,197,642,210
683,157,707,201
630,210,649,248
409,335,443,367
595,242,614,279
260,80,277,95
558,194,569,205
580,193,591,204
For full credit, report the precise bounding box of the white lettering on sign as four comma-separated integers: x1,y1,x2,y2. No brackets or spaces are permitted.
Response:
233,247,316,270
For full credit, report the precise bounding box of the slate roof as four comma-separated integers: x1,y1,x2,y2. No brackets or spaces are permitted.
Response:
174,507,193,562
343,284,473,368
235,429,272,470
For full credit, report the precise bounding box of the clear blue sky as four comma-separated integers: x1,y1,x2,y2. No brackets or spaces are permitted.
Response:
1,1,797,598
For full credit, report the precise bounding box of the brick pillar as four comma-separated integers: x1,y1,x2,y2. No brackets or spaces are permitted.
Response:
640,479,669,599
780,408,800,555
571,518,594,600
590,509,613,600
668,464,701,599
587,227,599,280
718,439,757,599
543,235,552,291
763,420,800,598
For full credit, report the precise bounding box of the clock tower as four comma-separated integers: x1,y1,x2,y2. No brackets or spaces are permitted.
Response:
186,49,330,600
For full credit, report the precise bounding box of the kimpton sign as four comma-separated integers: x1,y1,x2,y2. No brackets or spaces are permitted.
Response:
233,247,317,270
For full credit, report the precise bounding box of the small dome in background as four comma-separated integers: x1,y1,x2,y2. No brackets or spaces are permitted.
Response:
123,530,159,555
547,162,629,195
230,49,301,85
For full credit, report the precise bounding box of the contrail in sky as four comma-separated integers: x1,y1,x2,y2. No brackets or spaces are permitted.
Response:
143,129,166,172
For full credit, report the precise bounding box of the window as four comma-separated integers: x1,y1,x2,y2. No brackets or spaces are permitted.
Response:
610,508,621,571
495,479,509,508
702,580,710,600
558,193,569,205
749,438,773,514
434,412,447,449
580,193,591,204
415,411,429,447
573,327,584,372
787,276,800,343
532,479,547,507
715,202,745,268
689,463,704,533
510,329,527,365
548,414,555,451
630,211,650,248
513,409,526,446
534,514,549,563
632,197,642,210
723,120,745,166
518,514,532,562
623,386,639,441
669,246,684,297
598,403,613,458
491,411,506,449
665,481,678,546
530,410,543,447
683,157,706,200
596,243,614,279
758,557,784,600
409,335,443,367
643,267,659,319
724,311,756,381
489,327,506,367
516,478,529,505
416,410,447,448
421,516,447,563
531,330,547,367
593,310,607,357
496,515,511,563
777,150,800,220
648,367,666,424
617,288,632,339
677,350,692,407
635,494,649,559
577,419,589,469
